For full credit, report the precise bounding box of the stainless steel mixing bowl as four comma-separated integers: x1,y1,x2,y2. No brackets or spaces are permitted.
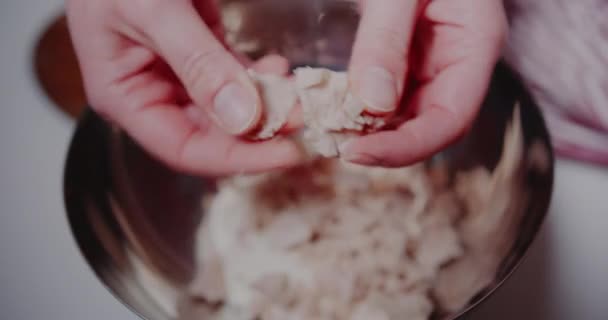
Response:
63,1,554,319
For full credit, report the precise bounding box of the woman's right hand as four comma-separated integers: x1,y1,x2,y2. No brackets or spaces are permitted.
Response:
66,0,302,176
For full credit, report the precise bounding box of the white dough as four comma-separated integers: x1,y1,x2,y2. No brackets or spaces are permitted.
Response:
249,68,386,157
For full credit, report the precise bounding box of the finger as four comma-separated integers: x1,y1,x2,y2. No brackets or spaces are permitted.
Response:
117,101,303,176
350,0,419,114
342,0,505,166
103,62,302,175
341,56,497,167
129,1,261,135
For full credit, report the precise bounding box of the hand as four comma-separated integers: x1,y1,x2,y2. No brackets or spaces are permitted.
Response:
66,0,302,176
342,0,507,166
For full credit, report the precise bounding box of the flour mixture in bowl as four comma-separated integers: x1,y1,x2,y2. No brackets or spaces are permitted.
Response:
186,106,536,320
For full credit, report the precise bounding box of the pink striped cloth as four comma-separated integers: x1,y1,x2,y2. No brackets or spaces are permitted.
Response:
504,0,608,165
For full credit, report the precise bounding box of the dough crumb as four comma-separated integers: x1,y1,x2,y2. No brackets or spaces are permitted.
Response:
294,67,386,157
249,71,298,140
248,68,387,157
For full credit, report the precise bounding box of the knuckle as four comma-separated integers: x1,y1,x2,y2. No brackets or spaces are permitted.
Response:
181,48,230,99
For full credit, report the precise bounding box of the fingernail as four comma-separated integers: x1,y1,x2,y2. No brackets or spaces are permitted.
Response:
344,153,378,165
213,81,258,134
359,66,398,113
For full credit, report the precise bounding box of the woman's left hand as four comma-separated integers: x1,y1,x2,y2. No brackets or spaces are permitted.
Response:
342,0,507,166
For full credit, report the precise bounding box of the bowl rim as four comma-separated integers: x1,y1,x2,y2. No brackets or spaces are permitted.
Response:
63,60,555,320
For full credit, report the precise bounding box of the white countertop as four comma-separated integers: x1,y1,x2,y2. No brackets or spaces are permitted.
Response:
1,1,606,319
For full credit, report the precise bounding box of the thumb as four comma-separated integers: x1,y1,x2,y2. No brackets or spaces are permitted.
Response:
350,0,419,114
132,1,261,135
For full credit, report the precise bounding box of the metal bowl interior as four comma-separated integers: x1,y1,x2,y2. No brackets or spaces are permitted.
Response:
63,1,554,319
